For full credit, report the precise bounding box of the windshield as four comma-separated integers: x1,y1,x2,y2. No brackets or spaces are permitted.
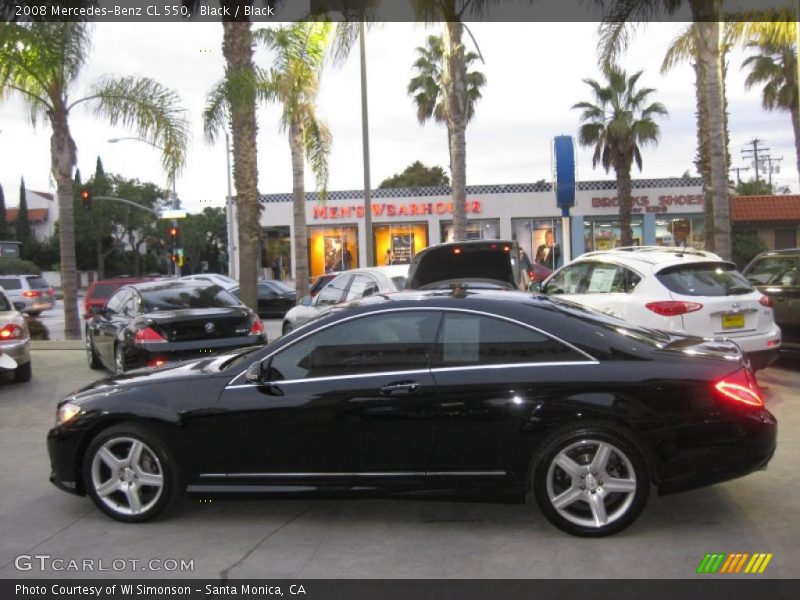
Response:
265,280,293,293
0,292,11,312
656,262,754,297
90,283,117,299
745,256,799,286
141,285,241,311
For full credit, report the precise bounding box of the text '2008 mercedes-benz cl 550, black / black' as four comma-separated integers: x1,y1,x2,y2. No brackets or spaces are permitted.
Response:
50,289,776,536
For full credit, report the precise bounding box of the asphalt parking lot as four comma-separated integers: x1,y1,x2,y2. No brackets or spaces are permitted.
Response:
0,350,798,579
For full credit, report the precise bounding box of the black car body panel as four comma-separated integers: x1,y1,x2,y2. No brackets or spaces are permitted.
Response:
85,281,266,372
51,291,776,508
743,249,800,352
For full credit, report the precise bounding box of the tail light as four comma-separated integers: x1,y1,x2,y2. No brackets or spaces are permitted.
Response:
714,368,764,408
0,324,24,340
22,290,41,298
148,358,167,368
249,318,265,336
759,295,773,308
453,248,461,254
133,326,166,344
645,301,703,316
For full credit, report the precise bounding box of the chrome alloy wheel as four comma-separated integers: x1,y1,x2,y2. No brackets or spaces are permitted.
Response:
545,440,637,529
90,437,164,516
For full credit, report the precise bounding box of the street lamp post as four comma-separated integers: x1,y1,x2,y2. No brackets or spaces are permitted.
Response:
107,136,181,276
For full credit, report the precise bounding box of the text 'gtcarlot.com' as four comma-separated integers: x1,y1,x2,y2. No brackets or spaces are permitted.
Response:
14,554,194,572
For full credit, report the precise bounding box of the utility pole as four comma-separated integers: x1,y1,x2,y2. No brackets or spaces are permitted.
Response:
764,156,783,188
741,138,770,183
729,166,750,186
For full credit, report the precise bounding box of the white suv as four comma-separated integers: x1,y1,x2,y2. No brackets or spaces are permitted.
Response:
540,247,781,370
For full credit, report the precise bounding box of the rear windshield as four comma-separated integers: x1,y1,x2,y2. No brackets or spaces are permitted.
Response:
657,262,754,297
141,285,241,311
410,245,516,289
0,292,11,311
745,256,799,286
0,278,22,290
89,283,118,299
26,276,50,289
266,281,293,294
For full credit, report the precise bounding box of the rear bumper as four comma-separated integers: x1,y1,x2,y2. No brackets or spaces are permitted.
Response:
746,348,779,371
16,297,55,312
127,335,266,368
0,339,30,367
720,323,781,354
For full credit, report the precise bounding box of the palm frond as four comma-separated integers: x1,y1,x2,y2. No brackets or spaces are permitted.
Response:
203,78,230,144
303,112,332,198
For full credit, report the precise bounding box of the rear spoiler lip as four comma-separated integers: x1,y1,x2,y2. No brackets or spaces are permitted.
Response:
660,335,745,365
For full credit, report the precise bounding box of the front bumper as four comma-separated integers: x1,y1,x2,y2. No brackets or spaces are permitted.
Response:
0,338,30,367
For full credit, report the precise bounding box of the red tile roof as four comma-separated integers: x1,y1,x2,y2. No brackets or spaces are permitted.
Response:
731,195,800,222
4,208,49,223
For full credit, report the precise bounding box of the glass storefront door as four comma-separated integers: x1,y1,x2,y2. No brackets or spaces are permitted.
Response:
440,219,500,243
374,223,429,266
655,215,706,249
583,217,644,252
308,225,359,278
511,218,564,270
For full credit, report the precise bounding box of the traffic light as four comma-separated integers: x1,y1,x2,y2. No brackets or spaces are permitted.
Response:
170,253,178,264
168,226,179,240
80,187,91,211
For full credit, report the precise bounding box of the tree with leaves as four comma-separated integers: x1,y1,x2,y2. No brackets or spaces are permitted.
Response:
408,34,486,181
573,66,667,246
0,22,188,338
15,177,32,247
379,161,450,189
0,183,11,240
253,22,332,300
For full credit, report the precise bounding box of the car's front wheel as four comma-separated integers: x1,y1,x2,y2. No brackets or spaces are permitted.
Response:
83,424,182,522
532,423,649,537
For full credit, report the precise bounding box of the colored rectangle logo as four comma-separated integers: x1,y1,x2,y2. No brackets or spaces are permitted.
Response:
697,553,772,574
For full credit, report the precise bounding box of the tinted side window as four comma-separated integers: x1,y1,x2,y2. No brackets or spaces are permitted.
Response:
432,313,584,367
346,274,379,301
316,275,351,306
746,256,800,287
0,278,22,291
585,264,641,294
267,311,441,380
543,263,591,295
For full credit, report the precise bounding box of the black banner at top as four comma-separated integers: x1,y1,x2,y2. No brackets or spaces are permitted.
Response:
1,0,796,23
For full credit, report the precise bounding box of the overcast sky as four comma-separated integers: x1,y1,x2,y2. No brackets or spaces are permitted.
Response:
0,21,796,215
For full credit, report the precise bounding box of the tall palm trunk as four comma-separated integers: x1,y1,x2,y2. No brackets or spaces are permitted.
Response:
791,102,800,183
222,20,260,310
442,18,467,241
691,1,731,259
692,52,715,252
614,156,634,247
50,111,80,340
289,120,310,300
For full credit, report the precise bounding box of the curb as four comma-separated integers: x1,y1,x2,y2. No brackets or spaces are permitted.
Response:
31,341,84,351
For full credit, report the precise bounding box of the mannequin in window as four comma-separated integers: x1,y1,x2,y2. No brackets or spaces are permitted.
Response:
535,229,561,270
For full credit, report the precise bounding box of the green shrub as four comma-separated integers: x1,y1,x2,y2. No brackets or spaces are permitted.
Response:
0,257,41,275
26,318,50,340
732,233,767,270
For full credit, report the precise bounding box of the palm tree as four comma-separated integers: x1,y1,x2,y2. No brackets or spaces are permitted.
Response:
408,34,486,177
256,22,333,301
598,0,731,259
573,66,667,246
741,43,800,185
0,22,188,339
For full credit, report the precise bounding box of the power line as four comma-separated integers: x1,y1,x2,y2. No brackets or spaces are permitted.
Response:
741,138,771,183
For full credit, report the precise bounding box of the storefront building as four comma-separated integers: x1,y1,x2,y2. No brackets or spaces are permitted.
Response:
250,177,705,280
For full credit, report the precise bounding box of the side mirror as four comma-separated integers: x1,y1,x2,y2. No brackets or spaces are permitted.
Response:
300,295,312,307
245,361,265,384
528,281,542,293
13,302,26,311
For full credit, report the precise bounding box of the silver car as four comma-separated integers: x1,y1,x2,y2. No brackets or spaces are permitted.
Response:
0,274,55,316
281,266,409,335
0,286,32,382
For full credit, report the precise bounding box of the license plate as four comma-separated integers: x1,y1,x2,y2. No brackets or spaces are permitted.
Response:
722,313,745,330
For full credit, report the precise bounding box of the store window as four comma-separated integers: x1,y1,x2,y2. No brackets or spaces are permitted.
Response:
440,219,500,243
511,218,564,269
655,216,705,250
583,217,643,252
374,223,428,266
262,226,291,281
308,225,359,278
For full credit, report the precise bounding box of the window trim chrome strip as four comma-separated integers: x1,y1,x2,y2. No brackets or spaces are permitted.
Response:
199,470,507,479
227,306,597,388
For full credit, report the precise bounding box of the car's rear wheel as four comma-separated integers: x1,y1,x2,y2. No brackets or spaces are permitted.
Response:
86,333,103,369
532,423,649,537
282,322,293,335
14,361,32,383
83,424,181,523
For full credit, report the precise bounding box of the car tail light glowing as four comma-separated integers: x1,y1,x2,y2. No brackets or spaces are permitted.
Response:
453,248,461,254
148,358,167,368
249,318,265,336
645,301,703,316
22,290,41,298
759,295,773,308
503,245,511,252
0,324,23,339
714,368,764,408
133,326,166,344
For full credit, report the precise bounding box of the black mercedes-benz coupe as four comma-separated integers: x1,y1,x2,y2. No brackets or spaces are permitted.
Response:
51,290,776,536
84,280,267,374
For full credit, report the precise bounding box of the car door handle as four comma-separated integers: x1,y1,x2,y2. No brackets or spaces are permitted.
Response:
380,381,421,396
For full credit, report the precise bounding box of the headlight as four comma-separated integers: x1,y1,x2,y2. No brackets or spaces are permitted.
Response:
56,402,82,426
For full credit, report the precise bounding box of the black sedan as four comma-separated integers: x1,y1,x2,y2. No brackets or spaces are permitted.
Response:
52,290,775,536
85,280,267,374
230,280,296,319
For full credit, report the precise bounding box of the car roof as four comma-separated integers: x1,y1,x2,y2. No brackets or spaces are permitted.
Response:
119,280,214,293
571,247,727,272
754,248,800,257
